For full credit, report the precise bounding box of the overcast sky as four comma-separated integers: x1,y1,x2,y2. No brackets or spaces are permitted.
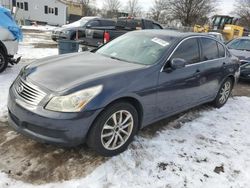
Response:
95,0,236,15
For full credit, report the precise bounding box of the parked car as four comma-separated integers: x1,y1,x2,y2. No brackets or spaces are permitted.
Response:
208,32,225,43
51,17,116,41
0,6,22,73
80,17,163,48
239,63,250,81
227,37,250,80
8,30,240,156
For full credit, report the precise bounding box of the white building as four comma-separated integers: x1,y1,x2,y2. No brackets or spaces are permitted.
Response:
13,0,68,26
0,0,12,9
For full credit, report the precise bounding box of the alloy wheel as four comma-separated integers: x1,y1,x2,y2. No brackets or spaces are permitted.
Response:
219,81,231,104
101,110,134,150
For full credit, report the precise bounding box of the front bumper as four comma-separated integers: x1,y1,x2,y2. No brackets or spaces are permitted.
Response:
8,86,103,147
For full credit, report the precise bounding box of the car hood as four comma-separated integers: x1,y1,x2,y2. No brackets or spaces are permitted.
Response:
229,49,250,62
24,52,144,92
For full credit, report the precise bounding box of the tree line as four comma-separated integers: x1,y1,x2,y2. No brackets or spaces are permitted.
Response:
80,0,250,29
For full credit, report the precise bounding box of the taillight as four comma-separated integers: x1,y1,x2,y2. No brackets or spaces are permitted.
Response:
104,31,110,44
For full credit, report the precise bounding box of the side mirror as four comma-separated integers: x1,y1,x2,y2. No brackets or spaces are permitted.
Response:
170,58,186,70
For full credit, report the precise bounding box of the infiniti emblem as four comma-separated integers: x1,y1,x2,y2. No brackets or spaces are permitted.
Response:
17,85,24,93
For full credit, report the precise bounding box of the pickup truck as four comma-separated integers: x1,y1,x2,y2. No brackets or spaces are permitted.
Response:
51,17,116,41
80,17,163,48
0,6,22,73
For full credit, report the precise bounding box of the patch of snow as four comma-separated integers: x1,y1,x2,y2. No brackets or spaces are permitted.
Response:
18,45,58,60
0,64,24,123
21,25,59,32
0,96,250,187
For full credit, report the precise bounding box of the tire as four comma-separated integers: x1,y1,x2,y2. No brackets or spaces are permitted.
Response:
0,49,8,73
213,78,233,108
87,102,139,157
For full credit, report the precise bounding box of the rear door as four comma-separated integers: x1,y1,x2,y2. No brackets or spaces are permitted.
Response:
157,37,204,117
198,37,226,99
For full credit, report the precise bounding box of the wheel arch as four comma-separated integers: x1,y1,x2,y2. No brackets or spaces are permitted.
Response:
0,41,8,55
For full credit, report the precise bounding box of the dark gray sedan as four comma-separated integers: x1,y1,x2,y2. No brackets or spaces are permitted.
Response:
227,37,250,81
8,30,240,156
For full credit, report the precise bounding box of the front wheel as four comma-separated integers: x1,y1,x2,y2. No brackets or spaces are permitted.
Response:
87,102,139,157
0,49,8,73
213,78,233,108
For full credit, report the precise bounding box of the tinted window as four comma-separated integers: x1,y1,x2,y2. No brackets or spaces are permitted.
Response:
101,20,115,26
153,23,162,29
171,38,200,64
201,38,219,61
144,20,153,29
227,39,250,51
89,20,100,27
217,42,225,58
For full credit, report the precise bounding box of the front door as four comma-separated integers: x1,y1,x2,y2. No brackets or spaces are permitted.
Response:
156,38,204,118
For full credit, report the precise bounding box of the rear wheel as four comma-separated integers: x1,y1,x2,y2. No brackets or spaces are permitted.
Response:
0,49,8,73
87,102,139,157
213,78,233,108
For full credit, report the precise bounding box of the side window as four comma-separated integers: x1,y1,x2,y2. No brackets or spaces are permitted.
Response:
201,38,219,61
171,38,200,64
153,23,162,29
217,42,225,58
88,20,100,27
144,20,153,29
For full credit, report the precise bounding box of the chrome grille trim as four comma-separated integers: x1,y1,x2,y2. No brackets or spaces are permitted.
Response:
14,78,47,105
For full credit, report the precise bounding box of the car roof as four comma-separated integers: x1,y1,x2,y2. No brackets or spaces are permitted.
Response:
133,29,216,39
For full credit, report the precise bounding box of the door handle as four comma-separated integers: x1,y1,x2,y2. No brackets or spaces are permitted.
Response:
222,62,226,69
194,69,201,78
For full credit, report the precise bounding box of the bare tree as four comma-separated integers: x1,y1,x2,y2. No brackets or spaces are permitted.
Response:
126,0,141,17
168,0,216,26
79,0,96,16
233,0,250,29
151,0,169,22
103,0,121,18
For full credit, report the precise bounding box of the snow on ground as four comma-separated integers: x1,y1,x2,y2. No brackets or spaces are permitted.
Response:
0,97,250,187
18,45,58,60
0,64,25,123
21,25,59,32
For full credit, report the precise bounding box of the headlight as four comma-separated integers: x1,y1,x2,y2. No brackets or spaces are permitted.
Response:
45,85,103,112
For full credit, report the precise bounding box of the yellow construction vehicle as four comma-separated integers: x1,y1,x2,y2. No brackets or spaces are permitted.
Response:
194,15,245,41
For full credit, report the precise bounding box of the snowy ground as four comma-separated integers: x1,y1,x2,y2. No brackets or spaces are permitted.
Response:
0,29,250,188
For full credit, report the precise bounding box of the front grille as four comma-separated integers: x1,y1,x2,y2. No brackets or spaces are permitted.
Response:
14,78,47,105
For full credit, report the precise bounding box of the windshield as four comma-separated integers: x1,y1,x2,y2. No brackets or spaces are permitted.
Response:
96,33,174,65
227,39,250,51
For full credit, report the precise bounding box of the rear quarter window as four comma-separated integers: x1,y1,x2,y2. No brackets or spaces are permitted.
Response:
201,38,219,61
217,42,225,58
